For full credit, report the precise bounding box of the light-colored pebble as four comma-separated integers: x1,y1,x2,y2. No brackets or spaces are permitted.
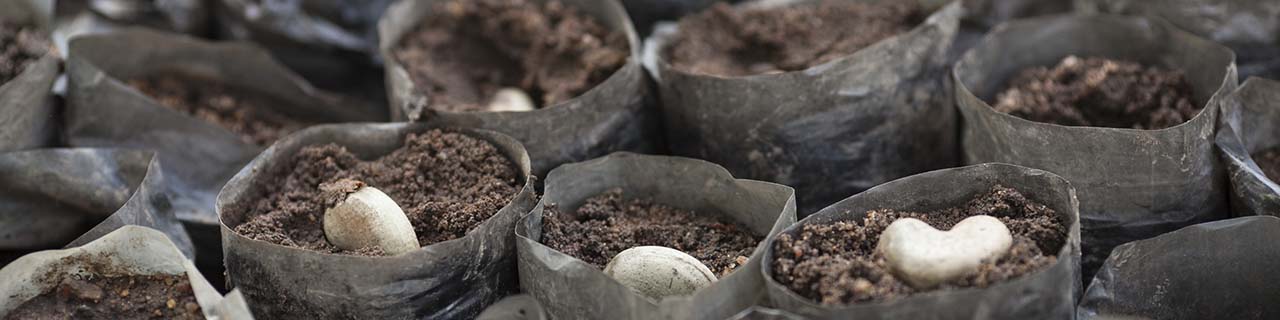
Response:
604,246,718,300
486,88,536,112
323,186,420,256
877,215,1013,289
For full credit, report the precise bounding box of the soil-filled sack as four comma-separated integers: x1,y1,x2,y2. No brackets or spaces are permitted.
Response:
0,0,58,152
644,0,963,214
762,163,1082,319
1216,78,1280,217
379,0,660,177
0,148,193,266
1077,0,1280,80
64,27,385,285
516,152,797,320
1077,216,1280,319
0,225,253,319
217,123,537,319
953,14,1236,279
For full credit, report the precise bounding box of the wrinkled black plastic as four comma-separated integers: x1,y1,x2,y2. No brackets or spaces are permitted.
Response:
380,0,661,178
1078,216,1280,319
644,1,963,214
217,123,537,319
954,14,1236,279
1216,77,1280,217
0,0,57,153
516,152,797,320
762,163,1082,320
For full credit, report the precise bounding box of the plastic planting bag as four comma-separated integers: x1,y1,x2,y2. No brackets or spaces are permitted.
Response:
0,149,193,265
644,0,963,214
0,226,253,319
379,0,661,178
953,14,1236,278
516,152,798,320
1078,216,1280,319
1216,78,1280,217
762,163,1082,319
217,123,537,319
1077,0,1280,80
0,0,57,152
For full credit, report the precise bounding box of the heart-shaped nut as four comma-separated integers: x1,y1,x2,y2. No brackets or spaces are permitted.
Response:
323,185,420,256
604,246,718,300
877,215,1012,289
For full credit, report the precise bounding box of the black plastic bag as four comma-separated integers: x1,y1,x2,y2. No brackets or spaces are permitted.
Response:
953,14,1236,279
516,152,798,320
0,148,193,265
379,0,662,178
643,1,963,214
1077,0,1280,80
762,163,1082,319
0,0,58,153
217,123,538,319
1077,216,1280,319
1216,77,1280,217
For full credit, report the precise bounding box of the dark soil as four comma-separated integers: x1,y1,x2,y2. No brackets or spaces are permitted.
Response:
5,274,202,320
232,129,519,255
1252,147,1280,183
665,1,925,76
541,189,762,277
771,185,1066,305
993,56,1200,130
0,21,49,84
128,72,309,146
394,0,629,112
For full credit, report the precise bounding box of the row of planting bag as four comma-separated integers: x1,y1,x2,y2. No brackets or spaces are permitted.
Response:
2,0,1280,318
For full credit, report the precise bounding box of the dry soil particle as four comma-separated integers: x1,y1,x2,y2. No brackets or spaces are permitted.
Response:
993,56,1201,130
232,129,519,255
1252,147,1280,184
4,274,202,320
541,189,762,277
128,72,309,146
393,0,629,112
665,1,925,77
771,185,1066,305
0,21,49,84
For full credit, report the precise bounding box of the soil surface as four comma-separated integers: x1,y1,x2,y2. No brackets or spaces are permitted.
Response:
0,21,49,84
233,129,519,255
541,189,761,277
128,72,309,146
771,185,1066,305
993,56,1200,130
1253,147,1280,183
5,274,202,320
665,1,924,76
394,0,629,112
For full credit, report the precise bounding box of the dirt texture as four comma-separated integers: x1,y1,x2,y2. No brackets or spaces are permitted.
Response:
993,56,1200,130
541,189,762,277
5,274,202,320
0,21,49,85
1253,147,1280,184
665,1,924,77
393,0,629,112
128,72,309,146
771,185,1066,306
232,129,519,255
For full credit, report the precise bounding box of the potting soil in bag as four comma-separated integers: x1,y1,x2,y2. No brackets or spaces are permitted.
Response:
1077,216,1280,319
380,0,660,177
1077,0,1280,80
0,0,58,153
953,14,1235,280
0,148,193,266
0,225,253,319
516,152,797,320
217,123,537,319
762,163,1081,319
644,0,963,214
1216,77,1280,217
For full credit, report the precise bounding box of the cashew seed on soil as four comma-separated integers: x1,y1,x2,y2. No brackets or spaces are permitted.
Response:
877,215,1013,289
604,246,717,300
485,88,535,112
323,186,420,256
